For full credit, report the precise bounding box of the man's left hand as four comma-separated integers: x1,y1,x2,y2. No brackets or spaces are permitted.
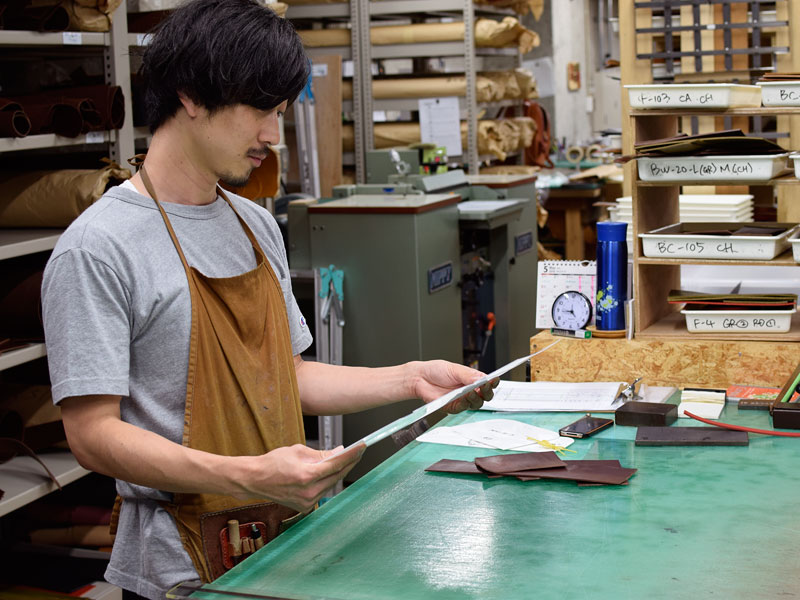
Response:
410,360,498,414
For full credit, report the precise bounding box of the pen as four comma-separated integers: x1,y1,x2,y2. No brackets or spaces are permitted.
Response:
550,327,591,339
251,523,264,550
227,519,242,565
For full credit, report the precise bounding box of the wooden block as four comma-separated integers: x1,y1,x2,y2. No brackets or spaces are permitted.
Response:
615,401,677,427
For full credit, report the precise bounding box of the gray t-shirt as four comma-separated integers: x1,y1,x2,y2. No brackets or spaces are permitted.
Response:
42,181,312,599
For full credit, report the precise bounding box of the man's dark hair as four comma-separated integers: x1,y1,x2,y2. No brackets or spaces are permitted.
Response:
140,0,309,132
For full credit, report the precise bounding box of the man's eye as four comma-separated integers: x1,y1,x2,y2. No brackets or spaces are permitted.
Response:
276,111,285,118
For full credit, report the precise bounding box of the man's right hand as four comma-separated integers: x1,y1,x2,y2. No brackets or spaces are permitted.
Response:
238,443,366,513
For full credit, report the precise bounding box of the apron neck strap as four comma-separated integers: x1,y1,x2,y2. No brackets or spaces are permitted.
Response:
139,162,267,268
140,163,192,273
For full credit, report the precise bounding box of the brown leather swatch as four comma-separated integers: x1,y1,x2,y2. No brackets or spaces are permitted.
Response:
425,459,483,475
474,451,566,474
511,461,636,485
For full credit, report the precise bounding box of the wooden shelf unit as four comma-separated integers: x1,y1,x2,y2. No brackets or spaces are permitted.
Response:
628,106,800,341
619,0,800,343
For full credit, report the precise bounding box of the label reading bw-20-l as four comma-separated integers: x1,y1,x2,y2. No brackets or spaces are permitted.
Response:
648,161,754,178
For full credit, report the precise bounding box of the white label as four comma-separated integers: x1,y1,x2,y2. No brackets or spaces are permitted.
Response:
418,97,462,157
342,61,354,77
311,63,328,78
85,131,105,144
137,33,153,46
62,32,82,45
646,159,754,179
633,90,718,107
373,110,387,122
689,315,787,332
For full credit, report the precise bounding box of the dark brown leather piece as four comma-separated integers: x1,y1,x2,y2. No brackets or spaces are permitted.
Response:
504,460,637,485
475,451,566,474
426,456,636,485
635,426,748,446
425,459,483,475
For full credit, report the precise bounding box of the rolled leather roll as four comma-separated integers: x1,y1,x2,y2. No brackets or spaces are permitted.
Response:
60,85,124,130
20,101,83,137
0,1,70,32
0,98,31,137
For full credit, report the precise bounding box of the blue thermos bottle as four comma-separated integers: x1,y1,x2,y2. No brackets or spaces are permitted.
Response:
595,221,627,331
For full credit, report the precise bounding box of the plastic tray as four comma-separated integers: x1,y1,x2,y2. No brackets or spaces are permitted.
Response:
637,154,790,183
791,231,800,263
681,308,796,333
616,194,754,208
757,81,800,106
790,153,800,179
626,83,762,109
639,222,798,260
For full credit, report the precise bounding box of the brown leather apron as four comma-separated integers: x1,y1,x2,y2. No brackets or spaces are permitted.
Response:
135,165,306,581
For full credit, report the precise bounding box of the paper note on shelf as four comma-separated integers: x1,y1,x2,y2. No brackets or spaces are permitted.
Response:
480,380,626,413
678,389,725,420
417,419,575,453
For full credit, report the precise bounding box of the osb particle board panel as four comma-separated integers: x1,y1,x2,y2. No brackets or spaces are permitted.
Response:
530,331,800,390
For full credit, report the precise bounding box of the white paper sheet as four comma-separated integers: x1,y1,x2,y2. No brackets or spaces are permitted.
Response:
678,390,725,420
417,419,574,452
321,341,563,462
480,380,625,413
418,97,462,157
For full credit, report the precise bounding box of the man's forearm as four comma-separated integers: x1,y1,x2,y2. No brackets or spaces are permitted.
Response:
60,395,365,512
295,360,416,416
62,396,254,496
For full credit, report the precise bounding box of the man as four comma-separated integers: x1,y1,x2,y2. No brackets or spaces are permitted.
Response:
41,1,495,598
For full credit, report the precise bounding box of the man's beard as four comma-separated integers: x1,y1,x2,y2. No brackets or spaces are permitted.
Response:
219,168,253,188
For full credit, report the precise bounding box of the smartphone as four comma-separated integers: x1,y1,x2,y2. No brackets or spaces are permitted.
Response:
559,415,614,439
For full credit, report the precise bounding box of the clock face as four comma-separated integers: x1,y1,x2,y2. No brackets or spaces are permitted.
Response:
551,291,593,329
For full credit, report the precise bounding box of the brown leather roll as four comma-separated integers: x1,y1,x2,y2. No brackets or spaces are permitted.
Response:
0,1,70,32
0,98,31,137
60,85,124,130
10,97,83,137
0,253,45,340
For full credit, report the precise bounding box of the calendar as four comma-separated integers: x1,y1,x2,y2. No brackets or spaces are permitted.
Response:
535,260,597,329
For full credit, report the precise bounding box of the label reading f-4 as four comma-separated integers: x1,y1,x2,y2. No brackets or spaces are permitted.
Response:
428,261,454,294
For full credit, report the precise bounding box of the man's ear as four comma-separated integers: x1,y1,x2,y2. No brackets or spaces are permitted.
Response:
177,92,201,118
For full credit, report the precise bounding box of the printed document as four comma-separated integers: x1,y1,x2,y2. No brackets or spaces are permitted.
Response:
481,380,625,412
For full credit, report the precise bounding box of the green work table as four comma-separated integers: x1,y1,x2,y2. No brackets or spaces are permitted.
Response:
185,407,798,599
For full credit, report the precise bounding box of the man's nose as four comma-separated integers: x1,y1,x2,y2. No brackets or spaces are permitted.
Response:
258,113,281,145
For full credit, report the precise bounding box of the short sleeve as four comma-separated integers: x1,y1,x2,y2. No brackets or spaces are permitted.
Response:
42,248,133,403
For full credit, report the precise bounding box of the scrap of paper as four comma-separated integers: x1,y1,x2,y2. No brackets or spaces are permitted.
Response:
418,418,574,453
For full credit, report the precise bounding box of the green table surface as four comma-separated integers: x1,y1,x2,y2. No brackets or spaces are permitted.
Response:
192,407,799,600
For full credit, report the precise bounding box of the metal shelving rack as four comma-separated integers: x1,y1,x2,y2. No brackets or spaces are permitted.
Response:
0,1,134,526
353,0,522,175
287,1,366,180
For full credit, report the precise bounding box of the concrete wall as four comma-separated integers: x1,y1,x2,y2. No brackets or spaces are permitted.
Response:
524,0,623,150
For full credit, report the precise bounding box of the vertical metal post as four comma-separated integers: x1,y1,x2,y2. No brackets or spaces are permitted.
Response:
351,0,372,183
751,1,762,69
463,0,479,174
106,1,134,171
